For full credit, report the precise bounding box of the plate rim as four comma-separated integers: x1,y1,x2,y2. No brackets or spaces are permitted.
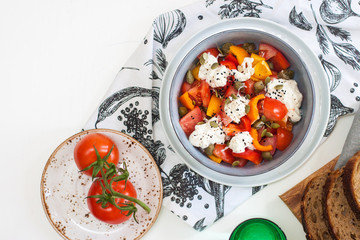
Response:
40,128,163,240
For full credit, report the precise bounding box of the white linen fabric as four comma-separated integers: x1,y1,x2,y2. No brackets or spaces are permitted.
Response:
84,0,360,231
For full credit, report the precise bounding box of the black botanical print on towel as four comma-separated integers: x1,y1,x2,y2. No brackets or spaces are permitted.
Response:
289,6,312,31
325,95,354,137
311,5,360,70
217,0,273,19
320,0,360,24
193,217,207,231
319,54,341,92
95,86,160,128
153,9,186,49
144,49,168,80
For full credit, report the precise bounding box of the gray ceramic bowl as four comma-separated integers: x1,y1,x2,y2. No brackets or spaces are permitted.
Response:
160,18,330,187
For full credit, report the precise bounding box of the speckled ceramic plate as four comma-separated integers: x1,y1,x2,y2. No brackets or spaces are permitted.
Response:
41,129,163,240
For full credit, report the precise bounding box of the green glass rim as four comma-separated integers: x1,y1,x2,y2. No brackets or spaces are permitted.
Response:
229,218,287,240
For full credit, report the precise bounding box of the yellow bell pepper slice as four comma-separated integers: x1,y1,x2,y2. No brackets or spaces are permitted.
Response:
192,65,201,81
250,128,273,152
251,53,265,66
179,91,195,110
253,60,272,80
206,94,222,117
209,155,222,163
229,45,250,65
247,94,265,124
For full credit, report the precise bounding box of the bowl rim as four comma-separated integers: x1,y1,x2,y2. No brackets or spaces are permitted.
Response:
160,18,330,187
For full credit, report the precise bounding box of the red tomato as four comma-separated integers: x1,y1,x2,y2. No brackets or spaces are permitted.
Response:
263,97,288,121
244,79,255,95
232,148,262,165
188,81,202,106
224,85,238,98
220,60,237,70
197,47,219,58
270,51,290,72
181,82,192,94
217,100,232,126
74,133,119,177
200,80,211,108
179,106,204,136
260,135,277,155
223,116,251,136
259,43,278,60
213,144,235,164
233,158,248,167
224,53,239,65
87,179,137,224
276,127,293,151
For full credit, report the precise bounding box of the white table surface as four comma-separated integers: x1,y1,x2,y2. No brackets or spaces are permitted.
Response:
0,0,354,239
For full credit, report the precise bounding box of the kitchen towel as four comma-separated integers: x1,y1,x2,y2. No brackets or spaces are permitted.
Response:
84,0,360,231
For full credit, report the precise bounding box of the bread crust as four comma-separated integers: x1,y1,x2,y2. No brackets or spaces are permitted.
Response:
343,151,360,220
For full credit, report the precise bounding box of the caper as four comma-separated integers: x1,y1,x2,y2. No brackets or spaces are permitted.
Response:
265,132,274,138
278,69,294,80
221,42,234,55
262,151,273,160
254,81,265,93
271,123,280,129
264,77,271,85
267,61,274,70
186,70,194,84
232,160,240,167
234,81,243,90
211,62,219,69
199,53,207,65
261,129,267,138
245,105,250,114
275,85,283,90
252,119,263,129
210,121,218,128
179,107,188,117
242,42,256,54
205,144,215,156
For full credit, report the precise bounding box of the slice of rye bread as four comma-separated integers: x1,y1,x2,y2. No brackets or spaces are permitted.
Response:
343,151,360,220
301,172,333,240
324,169,360,240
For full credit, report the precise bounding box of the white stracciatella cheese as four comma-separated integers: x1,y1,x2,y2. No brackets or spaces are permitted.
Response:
198,53,229,88
228,131,254,153
224,95,250,123
232,57,255,82
189,117,226,149
198,54,255,88
265,79,303,122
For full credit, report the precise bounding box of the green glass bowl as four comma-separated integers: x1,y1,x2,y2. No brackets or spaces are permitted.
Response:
229,218,287,240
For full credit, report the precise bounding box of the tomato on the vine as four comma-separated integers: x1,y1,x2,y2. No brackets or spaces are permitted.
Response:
87,179,137,224
74,133,119,177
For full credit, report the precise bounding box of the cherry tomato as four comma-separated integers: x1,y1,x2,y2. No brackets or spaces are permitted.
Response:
179,106,204,136
213,144,235,164
197,47,220,58
244,79,255,95
200,80,211,108
258,43,278,60
263,97,288,121
87,179,137,224
270,51,290,72
74,133,119,177
276,127,293,151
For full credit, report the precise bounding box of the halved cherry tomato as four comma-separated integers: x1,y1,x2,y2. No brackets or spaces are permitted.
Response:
74,133,119,177
200,80,211,108
197,47,219,58
259,43,278,60
217,100,232,126
270,51,290,72
260,135,277,155
276,127,293,151
179,106,204,136
244,79,255,95
181,82,192,94
87,178,137,224
232,149,262,165
224,85,238,98
224,53,239,65
220,60,237,70
263,97,288,121
213,144,235,164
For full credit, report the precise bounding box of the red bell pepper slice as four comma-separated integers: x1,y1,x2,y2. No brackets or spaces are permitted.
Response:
220,60,237,70
223,116,251,136
232,148,262,165
270,51,290,72
224,53,239,66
